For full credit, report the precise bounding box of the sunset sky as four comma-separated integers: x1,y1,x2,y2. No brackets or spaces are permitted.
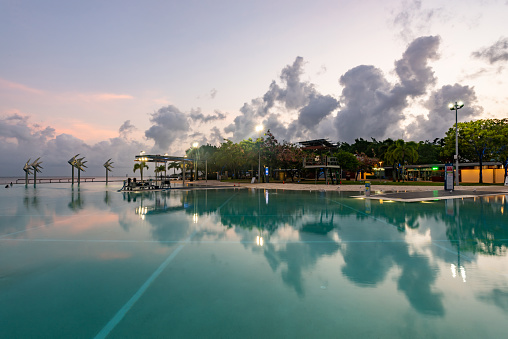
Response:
1,0,508,176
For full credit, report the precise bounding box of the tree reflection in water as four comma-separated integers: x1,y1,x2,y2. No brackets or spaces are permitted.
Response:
126,189,507,315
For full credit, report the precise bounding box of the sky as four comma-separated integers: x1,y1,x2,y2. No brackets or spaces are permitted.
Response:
1,0,508,176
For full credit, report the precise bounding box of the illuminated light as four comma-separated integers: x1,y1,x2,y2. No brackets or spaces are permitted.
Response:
458,101,464,107
432,167,439,171
380,200,383,204
451,264,457,278
256,236,264,246
193,213,199,224
448,103,454,109
460,266,466,282
255,125,263,132
192,142,199,148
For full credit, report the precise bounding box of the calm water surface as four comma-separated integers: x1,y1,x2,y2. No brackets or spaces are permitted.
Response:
1,183,507,338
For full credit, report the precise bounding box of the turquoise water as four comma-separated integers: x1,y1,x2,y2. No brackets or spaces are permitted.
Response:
1,183,507,338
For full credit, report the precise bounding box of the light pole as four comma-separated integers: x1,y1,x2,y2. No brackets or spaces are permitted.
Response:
182,155,187,186
192,142,199,181
255,125,263,183
448,101,464,186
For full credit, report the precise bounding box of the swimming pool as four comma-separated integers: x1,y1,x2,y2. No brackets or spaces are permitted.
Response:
1,183,507,338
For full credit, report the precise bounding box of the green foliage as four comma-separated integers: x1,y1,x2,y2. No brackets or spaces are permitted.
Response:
384,139,419,182
177,118,506,183
333,150,359,171
133,161,149,181
417,139,442,164
443,119,506,183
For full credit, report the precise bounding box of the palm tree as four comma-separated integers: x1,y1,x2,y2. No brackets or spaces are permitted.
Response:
154,164,166,182
167,161,180,175
385,140,418,182
133,161,149,181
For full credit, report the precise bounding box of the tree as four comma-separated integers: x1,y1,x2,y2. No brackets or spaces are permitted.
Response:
334,150,359,173
133,161,149,181
262,130,280,180
276,141,305,182
444,119,498,183
490,119,508,181
214,139,244,178
154,164,166,181
167,161,181,175
355,152,379,180
417,139,442,164
384,139,419,182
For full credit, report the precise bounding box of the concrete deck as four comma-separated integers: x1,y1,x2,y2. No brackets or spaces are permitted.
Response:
355,189,507,202
186,180,508,201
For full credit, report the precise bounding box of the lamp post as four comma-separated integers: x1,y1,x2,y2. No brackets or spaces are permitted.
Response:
448,101,464,186
255,125,263,183
183,155,187,186
192,142,199,181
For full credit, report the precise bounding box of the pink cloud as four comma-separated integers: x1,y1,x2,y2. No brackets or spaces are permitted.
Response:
94,93,134,101
0,78,44,95
53,121,118,143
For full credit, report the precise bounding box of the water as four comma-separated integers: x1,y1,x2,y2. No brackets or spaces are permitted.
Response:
1,183,507,338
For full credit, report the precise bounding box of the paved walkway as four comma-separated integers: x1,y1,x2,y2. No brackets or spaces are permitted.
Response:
188,180,508,194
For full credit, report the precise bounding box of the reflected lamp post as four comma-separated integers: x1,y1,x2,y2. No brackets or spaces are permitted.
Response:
448,101,464,186
255,124,263,183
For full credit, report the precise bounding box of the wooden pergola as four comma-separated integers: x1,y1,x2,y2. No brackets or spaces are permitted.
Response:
298,139,341,184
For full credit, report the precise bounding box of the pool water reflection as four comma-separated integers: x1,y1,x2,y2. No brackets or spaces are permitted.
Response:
1,184,507,338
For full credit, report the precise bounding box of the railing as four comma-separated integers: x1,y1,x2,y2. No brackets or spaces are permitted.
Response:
16,178,97,184
303,156,340,168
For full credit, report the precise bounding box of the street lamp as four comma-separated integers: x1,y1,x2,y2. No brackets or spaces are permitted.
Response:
448,101,464,186
192,142,199,181
255,125,263,183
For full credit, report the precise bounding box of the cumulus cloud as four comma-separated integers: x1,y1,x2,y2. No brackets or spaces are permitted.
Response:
297,94,339,129
226,37,445,145
406,84,482,141
225,56,339,142
334,36,441,142
209,126,224,145
334,65,405,142
189,108,226,123
210,88,217,99
0,114,147,177
394,36,440,97
472,37,508,64
0,114,55,146
145,105,190,152
391,0,442,42
118,120,136,138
